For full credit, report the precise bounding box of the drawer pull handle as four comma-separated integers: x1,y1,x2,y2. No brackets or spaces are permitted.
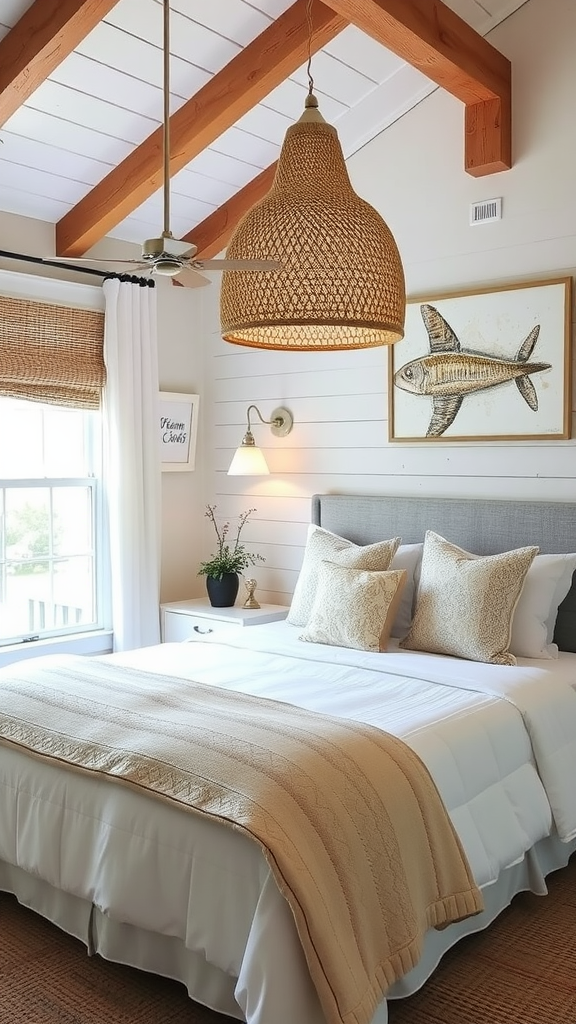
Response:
193,625,214,635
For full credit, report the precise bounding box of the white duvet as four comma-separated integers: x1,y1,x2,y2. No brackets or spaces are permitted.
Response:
1,621,576,1024
113,622,576,862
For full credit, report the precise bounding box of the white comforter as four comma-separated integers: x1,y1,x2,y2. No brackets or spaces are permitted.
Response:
112,623,576,860
1,622,576,1024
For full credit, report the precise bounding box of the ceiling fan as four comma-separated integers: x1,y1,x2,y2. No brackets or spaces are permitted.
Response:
48,0,279,286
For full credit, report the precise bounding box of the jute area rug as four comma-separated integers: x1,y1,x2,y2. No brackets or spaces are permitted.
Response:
1,856,574,1024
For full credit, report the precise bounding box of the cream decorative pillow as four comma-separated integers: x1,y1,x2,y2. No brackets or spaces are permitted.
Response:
287,526,401,627
300,563,407,652
400,531,538,666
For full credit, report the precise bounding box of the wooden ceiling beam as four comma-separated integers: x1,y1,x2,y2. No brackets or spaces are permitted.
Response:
0,0,122,127
183,165,278,260
55,0,347,256
188,0,513,258
320,0,512,175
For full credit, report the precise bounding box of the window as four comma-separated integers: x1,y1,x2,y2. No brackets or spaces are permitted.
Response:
0,398,109,647
0,270,108,659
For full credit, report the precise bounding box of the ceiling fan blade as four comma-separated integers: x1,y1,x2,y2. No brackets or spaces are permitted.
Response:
42,257,144,265
195,259,282,271
173,268,211,288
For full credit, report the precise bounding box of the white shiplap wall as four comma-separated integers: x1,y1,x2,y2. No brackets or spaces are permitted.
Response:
199,0,576,608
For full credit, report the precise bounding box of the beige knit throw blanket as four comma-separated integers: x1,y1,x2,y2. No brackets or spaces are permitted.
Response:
0,654,483,1024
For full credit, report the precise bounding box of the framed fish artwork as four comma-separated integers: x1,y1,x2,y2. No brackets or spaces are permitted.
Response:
388,276,572,442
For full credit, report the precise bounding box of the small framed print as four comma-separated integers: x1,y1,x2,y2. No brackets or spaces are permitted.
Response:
159,392,199,471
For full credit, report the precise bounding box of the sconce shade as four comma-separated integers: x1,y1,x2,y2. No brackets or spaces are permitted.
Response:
228,442,270,476
227,405,293,475
220,96,406,351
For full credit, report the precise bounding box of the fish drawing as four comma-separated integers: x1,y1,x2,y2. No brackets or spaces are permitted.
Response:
394,303,551,437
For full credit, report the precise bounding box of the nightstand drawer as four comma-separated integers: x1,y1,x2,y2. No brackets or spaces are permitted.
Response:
163,612,237,643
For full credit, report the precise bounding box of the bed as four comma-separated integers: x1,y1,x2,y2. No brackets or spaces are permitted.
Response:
1,493,576,1024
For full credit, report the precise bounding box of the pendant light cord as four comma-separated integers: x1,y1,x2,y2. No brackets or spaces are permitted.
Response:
162,0,171,238
305,0,314,95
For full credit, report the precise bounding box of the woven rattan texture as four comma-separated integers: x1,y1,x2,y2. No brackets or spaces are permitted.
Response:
0,295,105,409
220,116,405,349
0,856,574,1024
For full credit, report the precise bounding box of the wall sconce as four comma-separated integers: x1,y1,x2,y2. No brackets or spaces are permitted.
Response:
227,404,293,476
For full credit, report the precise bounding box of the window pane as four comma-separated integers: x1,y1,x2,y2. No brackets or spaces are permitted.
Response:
5,488,51,565
44,405,96,477
53,487,93,556
3,560,52,636
0,555,96,640
54,556,95,626
0,401,45,477
0,399,95,478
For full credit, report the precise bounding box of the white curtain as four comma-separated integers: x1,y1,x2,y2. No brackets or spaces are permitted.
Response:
102,278,161,651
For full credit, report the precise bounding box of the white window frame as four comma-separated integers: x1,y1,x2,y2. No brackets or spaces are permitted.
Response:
0,269,112,667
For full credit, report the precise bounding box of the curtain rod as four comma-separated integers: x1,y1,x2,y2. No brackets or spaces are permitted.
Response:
0,249,154,286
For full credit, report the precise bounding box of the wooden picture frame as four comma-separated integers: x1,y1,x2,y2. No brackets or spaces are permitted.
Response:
159,392,199,471
388,276,572,442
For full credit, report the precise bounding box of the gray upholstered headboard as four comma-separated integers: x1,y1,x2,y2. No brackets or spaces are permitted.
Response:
311,493,576,653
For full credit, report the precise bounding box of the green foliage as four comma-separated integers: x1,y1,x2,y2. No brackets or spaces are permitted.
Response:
6,502,59,575
198,505,265,580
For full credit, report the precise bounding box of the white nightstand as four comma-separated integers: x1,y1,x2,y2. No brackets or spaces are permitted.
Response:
160,598,289,643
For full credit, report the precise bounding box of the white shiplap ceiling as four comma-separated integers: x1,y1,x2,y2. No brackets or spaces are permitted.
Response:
0,0,527,255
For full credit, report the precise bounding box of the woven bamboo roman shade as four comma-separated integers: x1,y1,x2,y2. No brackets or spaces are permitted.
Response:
220,95,406,350
0,295,105,409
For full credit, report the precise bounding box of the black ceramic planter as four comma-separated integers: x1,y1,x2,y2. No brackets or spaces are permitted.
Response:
206,573,240,608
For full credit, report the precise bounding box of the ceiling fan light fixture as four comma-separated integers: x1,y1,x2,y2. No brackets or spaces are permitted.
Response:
220,94,406,351
153,257,183,277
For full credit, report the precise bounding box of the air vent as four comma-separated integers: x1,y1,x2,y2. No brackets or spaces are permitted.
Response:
470,197,502,225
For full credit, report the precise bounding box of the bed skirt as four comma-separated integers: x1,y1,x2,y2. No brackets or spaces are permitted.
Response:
1,833,574,1024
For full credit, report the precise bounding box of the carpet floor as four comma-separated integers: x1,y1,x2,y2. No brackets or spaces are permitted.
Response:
1,856,575,1024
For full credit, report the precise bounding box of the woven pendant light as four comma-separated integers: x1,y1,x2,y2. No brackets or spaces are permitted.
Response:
220,94,406,350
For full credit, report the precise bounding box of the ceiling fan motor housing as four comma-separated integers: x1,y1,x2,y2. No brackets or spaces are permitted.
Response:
142,237,197,259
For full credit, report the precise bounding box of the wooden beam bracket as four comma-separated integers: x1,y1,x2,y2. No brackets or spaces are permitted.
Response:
321,0,512,176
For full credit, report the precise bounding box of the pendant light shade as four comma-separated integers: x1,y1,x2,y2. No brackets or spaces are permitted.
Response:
220,95,406,350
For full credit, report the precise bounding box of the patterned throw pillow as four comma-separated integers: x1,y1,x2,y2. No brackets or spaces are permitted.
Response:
300,563,407,652
287,526,401,627
400,531,538,666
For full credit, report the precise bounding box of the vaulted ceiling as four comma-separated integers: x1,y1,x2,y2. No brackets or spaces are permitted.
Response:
0,0,525,261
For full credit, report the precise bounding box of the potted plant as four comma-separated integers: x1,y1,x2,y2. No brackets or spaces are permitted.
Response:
198,505,265,607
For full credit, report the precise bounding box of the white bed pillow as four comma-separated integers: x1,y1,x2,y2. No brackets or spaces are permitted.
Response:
389,543,424,639
400,531,538,666
546,559,576,644
300,562,407,652
287,526,401,627
510,552,576,659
